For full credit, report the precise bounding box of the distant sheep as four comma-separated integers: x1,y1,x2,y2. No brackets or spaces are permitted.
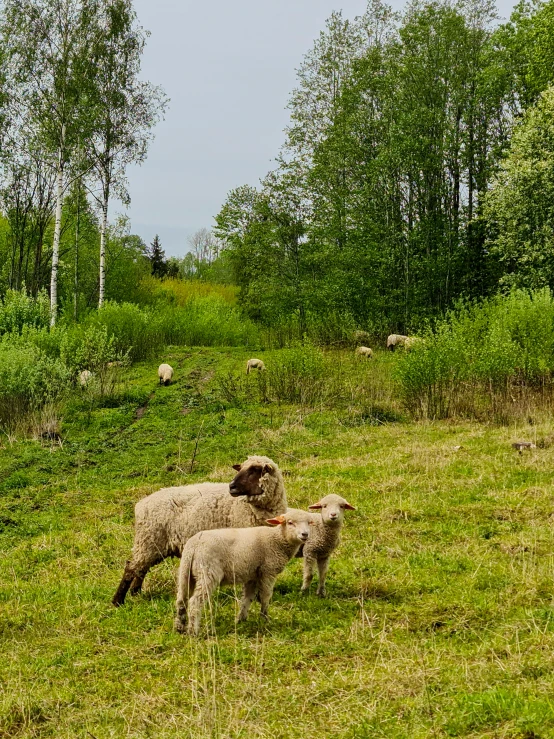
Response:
295,494,356,597
174,509,313,635
355,346,373,358
386,334,409,351
246,358,265,374
112,455,287,606
158,363,174,385
78,369,93,387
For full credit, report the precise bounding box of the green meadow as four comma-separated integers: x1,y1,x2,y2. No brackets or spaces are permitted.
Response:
2,347,554,738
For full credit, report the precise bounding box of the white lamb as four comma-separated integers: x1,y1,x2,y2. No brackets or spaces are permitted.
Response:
294,494,356,597
112,455,287,606
355,346,373,358
246,358,265,374
174,509,313,635
158,363,174,385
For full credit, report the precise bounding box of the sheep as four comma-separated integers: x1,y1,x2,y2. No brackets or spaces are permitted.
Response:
158,363,174,385
294,494,356,598
112,455,287,606
387,334,422,352
246,358,265,374
174,508,314,635
355,346,373,358
386,334,409,351
78,369,93,387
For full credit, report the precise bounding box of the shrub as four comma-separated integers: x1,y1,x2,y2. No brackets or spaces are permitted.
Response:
0,289,50,335
395,289,554,419
0,343,71,431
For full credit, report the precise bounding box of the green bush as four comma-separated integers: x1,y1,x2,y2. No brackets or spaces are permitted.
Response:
0,343,71,431
395,289,554,419
83,298,259,360
0,289,50,335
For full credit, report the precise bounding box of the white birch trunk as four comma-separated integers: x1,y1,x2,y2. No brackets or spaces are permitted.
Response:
98,195,108,308
50,156,64,327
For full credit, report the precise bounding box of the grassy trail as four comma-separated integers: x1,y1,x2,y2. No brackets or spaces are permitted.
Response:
2,348,554,738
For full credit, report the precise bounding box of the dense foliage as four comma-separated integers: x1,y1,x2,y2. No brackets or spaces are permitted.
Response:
215,0,554,336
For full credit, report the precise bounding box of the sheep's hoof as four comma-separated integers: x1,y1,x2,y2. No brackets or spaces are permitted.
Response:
300,587,310,596
174,618,187,633
316,590,326,598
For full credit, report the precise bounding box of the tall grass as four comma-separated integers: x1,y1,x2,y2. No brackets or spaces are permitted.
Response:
217,343,401,422
396,289,554,421
85,298,260,360
139,276,238,306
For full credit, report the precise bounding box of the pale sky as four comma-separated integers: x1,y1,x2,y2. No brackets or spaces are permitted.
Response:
126,0,515,257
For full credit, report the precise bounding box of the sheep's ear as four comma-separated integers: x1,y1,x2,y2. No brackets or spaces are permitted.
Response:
232,464,241,471
343,501,356,510
266,515,286,525
308,503,322,510
262,463,274,475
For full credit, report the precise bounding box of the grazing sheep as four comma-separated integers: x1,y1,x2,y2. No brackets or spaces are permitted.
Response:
386,334,409,351
355,346,373,358
112,455,287,606
246,358,265,374
295,494,356,598
78,369,93,387
174,509,313,635
158,363,174,385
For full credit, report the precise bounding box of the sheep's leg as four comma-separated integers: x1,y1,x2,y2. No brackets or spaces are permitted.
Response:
187,584,213,636
129,575,144,595
112,553,163,606
174,565,196,633
112,560,137,606
301,555,316,594
238,580,257,622
258,578,275,620
316,558,330,598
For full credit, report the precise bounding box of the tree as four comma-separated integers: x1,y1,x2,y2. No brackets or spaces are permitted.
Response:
187,228,220,264
2,0,99,324
148,234,166,277
87,0,167,308
485,86,554,289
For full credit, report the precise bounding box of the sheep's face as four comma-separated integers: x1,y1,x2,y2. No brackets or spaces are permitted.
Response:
267,512,313,544
229,462,272,498
309,494,356,525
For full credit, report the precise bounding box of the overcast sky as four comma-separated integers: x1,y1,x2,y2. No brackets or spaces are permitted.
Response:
126,0,515,257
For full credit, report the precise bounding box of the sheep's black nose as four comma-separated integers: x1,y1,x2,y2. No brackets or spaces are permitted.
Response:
300,531,309,540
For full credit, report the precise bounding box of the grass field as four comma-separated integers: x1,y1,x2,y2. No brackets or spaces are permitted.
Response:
2,347,554,738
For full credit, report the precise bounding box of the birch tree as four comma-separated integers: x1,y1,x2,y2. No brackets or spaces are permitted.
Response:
88,0,167,307
2,0,98,324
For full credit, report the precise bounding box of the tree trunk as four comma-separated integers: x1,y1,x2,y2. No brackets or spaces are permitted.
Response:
74,183,80,321
50,155,64,327
98,194,109,308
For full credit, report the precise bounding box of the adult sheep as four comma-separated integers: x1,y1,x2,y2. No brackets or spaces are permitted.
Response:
158,363,174,385
112,455,287,606
246,358,265,374
386,334,409,351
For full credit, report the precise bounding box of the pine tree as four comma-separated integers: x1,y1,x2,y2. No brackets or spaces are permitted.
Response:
149,234,167,277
